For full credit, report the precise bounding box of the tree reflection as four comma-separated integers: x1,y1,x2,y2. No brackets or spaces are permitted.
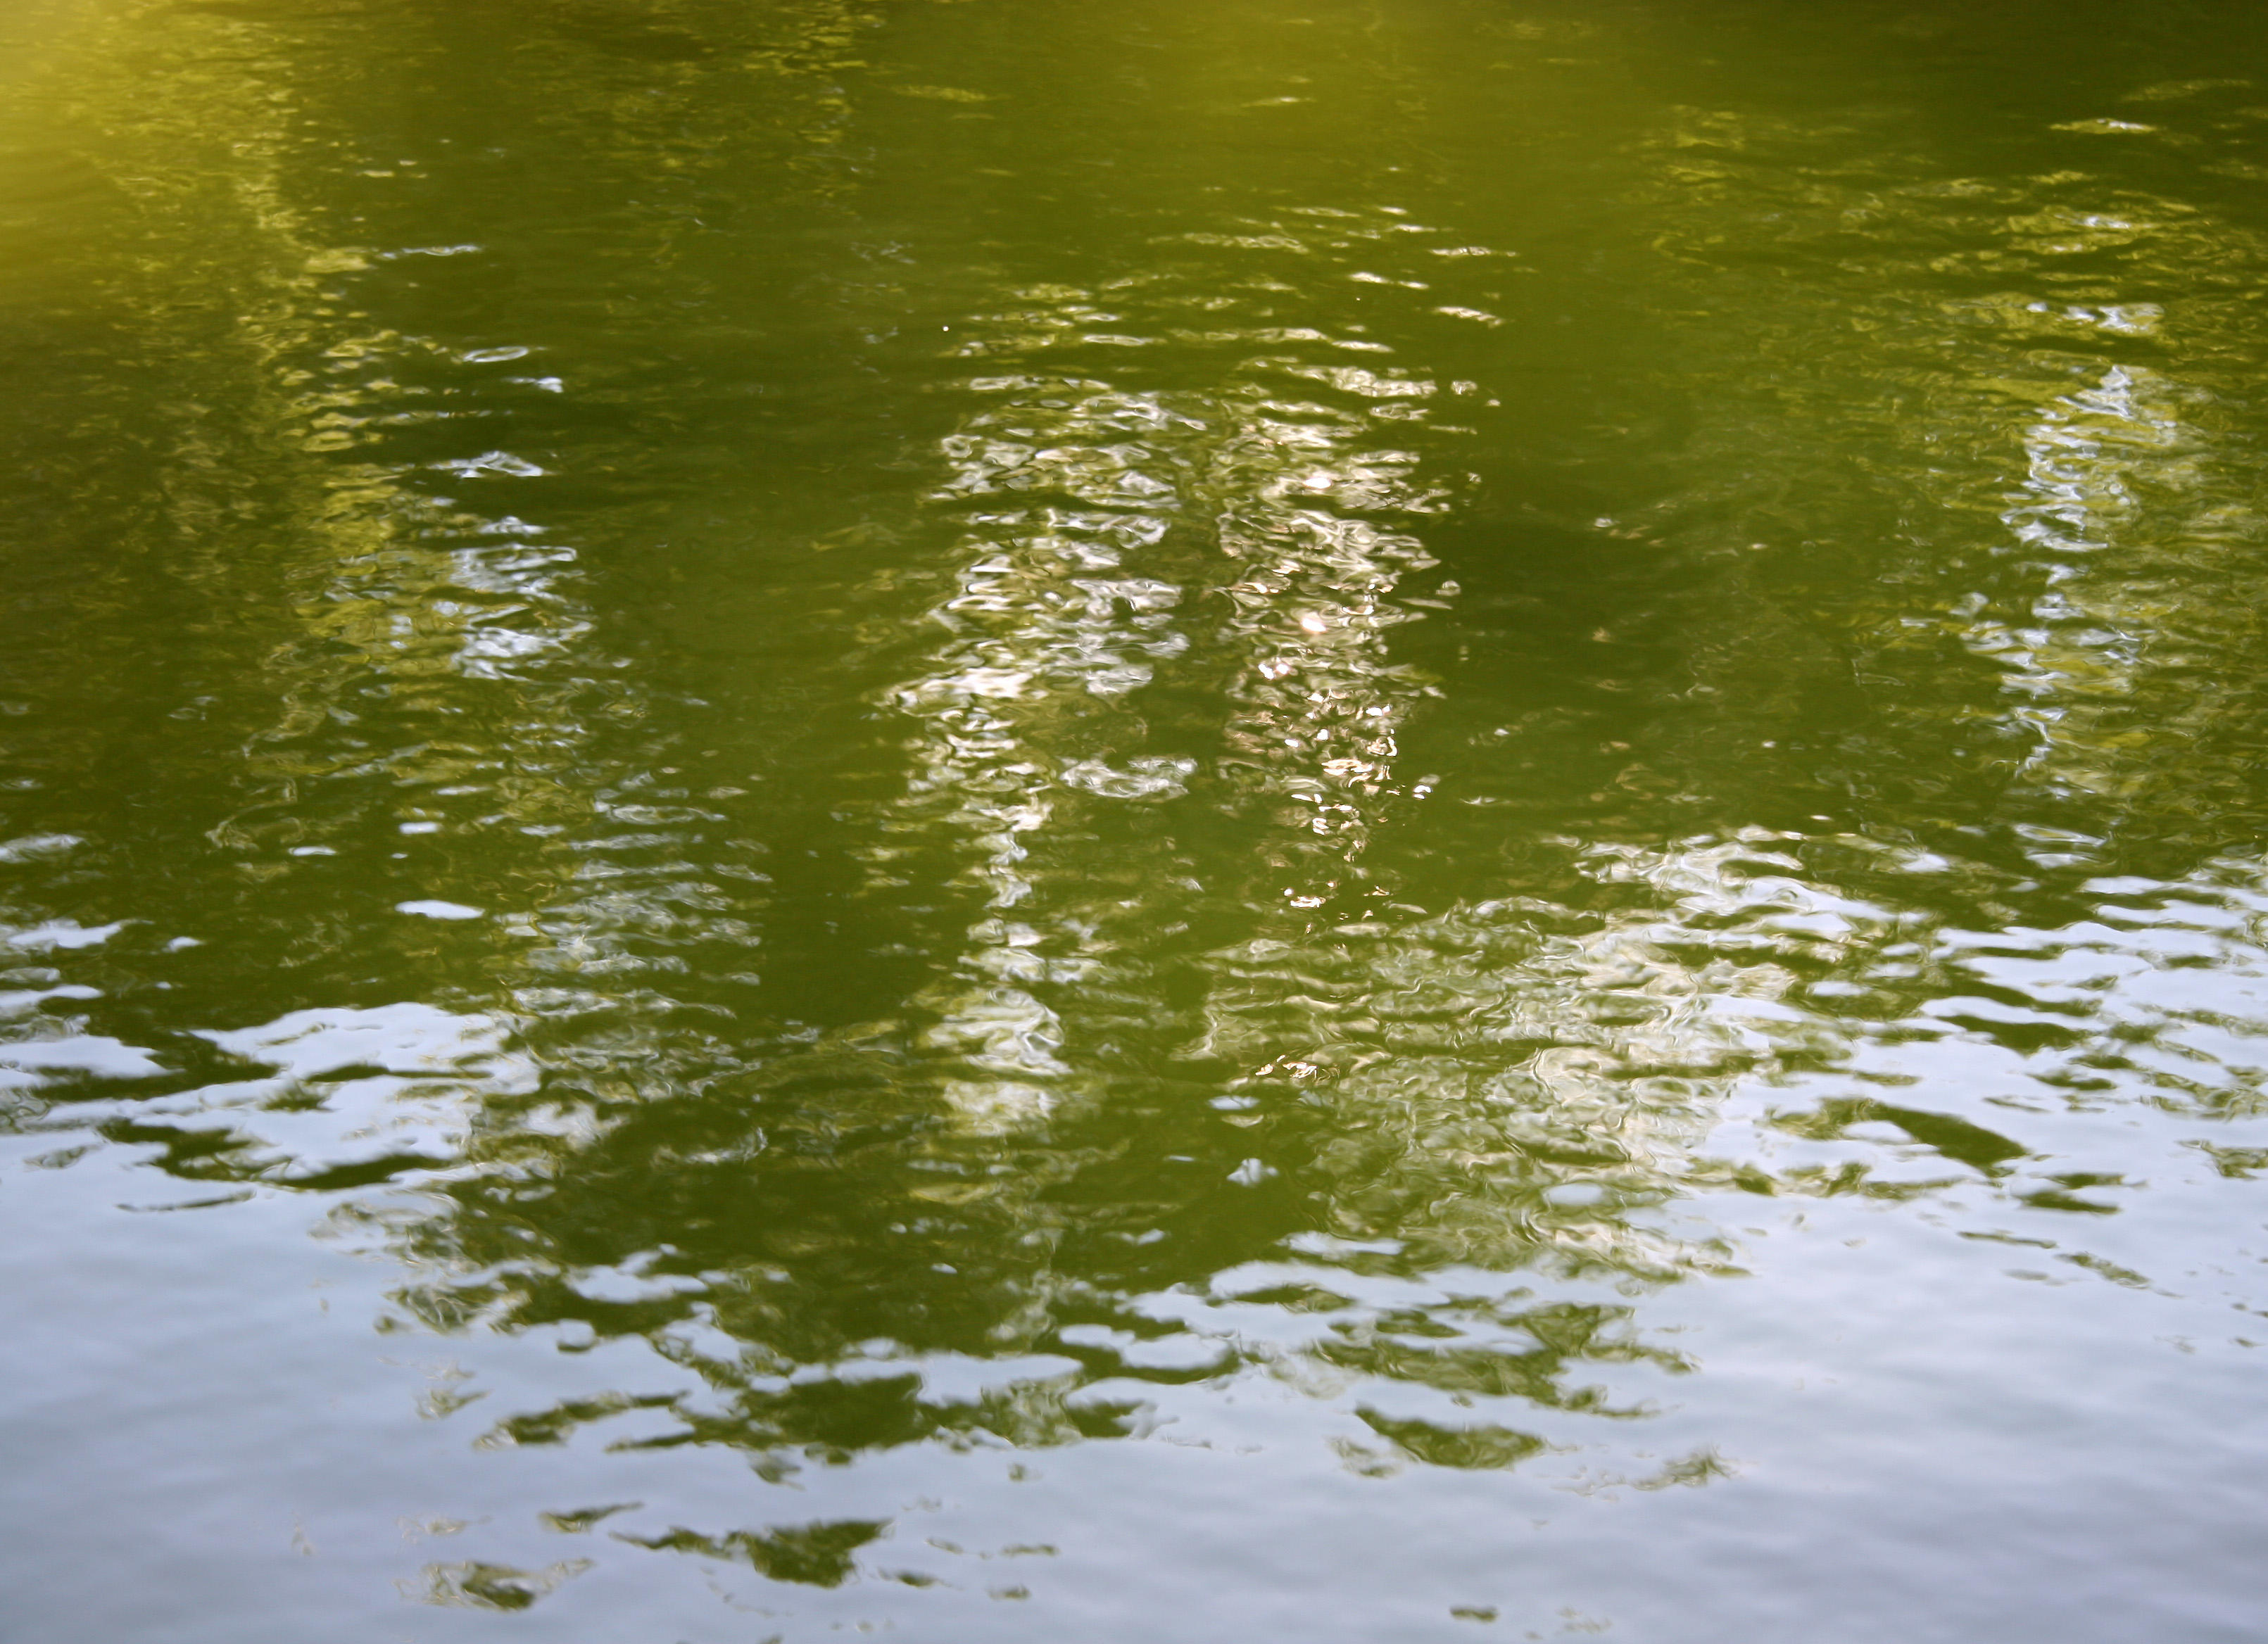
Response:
11,1,2268,1606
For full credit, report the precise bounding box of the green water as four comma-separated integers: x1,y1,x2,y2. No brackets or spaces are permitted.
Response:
6,0,2268,1636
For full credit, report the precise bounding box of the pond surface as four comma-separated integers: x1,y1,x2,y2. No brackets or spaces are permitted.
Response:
5,1,2268,1638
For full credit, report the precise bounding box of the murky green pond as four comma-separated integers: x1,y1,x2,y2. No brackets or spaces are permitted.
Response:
6,0,2268,1636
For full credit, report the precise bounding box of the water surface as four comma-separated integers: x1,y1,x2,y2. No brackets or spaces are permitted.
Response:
5,1,2268,1638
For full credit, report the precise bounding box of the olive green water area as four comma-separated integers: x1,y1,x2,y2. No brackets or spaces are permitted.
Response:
8,0,2268,1636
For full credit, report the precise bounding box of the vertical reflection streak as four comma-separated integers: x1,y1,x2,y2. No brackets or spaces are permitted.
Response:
877,264,1456,1127
1204,392,1442,902
884,343,1202,1125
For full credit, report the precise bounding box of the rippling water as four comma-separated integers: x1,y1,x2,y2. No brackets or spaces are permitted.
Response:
6,1,2268,1638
